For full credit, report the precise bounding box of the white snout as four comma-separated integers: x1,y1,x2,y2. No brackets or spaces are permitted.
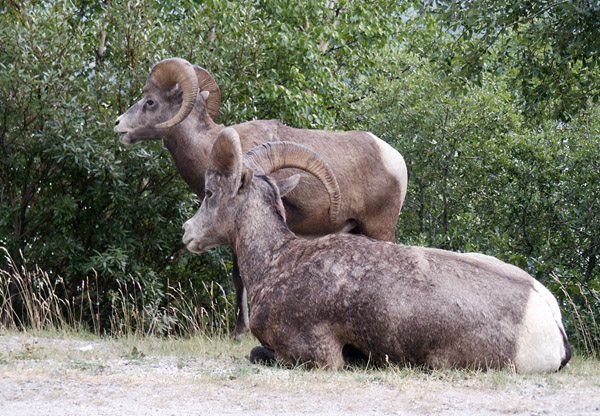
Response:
114,112,139,145
181,218,217,254
114,118,134,145
182,220,194,246
114,114,129,133
182,219,202,252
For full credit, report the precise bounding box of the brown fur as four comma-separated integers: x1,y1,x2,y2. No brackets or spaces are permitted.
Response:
234,196,528,370
182,136,570,372
115,62,407,336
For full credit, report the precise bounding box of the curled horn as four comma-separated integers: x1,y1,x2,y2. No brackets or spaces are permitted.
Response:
194,66,221,120
209,127,243,196
147,58,199,129
244,142,341,223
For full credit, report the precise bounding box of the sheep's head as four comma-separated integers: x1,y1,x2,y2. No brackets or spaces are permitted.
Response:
182,127,341,254
114,57,221,145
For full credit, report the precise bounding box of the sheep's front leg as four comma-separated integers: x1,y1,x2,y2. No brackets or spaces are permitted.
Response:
249,337,345,370
231,256,250,339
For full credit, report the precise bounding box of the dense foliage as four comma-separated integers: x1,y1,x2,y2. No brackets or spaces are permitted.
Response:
1,0,598,353
420,0,600,120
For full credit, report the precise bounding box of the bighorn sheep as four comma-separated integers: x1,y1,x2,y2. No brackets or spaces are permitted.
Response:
114,57,408,337
182,128,571,373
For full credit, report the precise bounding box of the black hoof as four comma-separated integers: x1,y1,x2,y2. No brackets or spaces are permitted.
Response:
249,346,276,364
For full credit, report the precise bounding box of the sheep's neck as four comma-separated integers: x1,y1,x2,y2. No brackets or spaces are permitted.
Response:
162,121,223,197
232,204,296,291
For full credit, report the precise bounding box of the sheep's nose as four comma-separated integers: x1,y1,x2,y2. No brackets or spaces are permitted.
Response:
182,230,191,243
115,119,120,126
181,222,191,243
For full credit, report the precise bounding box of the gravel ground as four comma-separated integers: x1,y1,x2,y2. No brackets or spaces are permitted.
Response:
1,332,599,415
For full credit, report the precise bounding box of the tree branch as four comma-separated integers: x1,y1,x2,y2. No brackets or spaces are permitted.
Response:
498,1,570,35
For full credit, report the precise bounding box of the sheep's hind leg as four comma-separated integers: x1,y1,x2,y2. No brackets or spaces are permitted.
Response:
231,256,250,339
358,218,397,243
307,340,345,369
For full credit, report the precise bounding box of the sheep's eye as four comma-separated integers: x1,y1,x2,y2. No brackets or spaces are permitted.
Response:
146,99,155,107
205,190,213,199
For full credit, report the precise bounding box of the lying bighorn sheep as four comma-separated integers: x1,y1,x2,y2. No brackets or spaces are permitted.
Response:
114,57,408,337
182,128,571,372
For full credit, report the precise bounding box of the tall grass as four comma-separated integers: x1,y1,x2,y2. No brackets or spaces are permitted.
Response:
107,277,233,338
552,272,600,357
0,248,74,331
2,246,600,358
0,247,234,338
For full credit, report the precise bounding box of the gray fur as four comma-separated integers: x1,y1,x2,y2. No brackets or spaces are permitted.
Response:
182,135,571,372
114,58,407,337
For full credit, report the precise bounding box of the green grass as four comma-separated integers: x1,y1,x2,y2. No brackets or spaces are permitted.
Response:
1,329,597,393
1,245,599,391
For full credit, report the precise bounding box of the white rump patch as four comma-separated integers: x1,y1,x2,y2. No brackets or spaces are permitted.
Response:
513,280,567,373
367,133,408,215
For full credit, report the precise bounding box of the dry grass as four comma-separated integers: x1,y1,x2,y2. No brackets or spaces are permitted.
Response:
0,247,234,338
551,272,600,356
1,329,598,392
0,248,74,331
1,246,599,375
2,248,599,415
106,277,233,338
2,330,598,416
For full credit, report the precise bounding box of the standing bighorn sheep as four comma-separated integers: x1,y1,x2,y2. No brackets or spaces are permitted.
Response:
182,128,571,373
114,57,408,337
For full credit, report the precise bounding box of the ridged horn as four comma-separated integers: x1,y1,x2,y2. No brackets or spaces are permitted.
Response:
148,58,198,129
244,142,341,223
194,66,221,121
209,128,243,196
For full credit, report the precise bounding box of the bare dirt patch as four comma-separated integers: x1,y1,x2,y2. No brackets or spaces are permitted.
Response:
1,332,599,415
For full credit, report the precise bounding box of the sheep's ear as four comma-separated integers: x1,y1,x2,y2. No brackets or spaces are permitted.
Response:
200,90,210,101
237,166,254,194
210,128,241,177
276,174,300,197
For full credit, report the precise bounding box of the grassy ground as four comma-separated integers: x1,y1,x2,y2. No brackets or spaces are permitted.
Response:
2,328,599,385
2,237,599,414
1,328,599,415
